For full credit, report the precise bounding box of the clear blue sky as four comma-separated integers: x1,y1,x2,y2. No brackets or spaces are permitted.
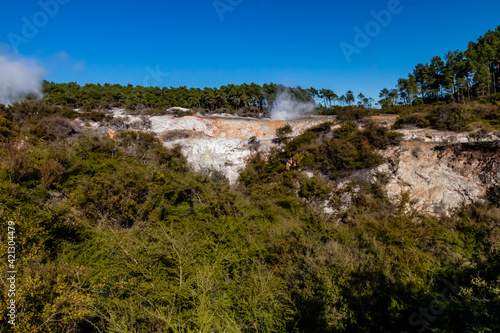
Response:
1,0,499,100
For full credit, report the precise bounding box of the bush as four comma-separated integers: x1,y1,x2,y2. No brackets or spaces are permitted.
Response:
427,104,474,131
248,136,261,151
25,118,77,143
161,130,190,142
362,121,402,149
259,122,387,180
412,98,424,106
144,107,167,116
484,92,500,104
6,101,77,125
392,113,430,129
238,105,262,117
0,115,12,140
298,175,330,200
2,98,500,332
79,111,112,123
275,124,293,143
487,185,500,206
321,105,374,122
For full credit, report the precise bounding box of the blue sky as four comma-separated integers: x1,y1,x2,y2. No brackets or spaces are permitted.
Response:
1,0,499,100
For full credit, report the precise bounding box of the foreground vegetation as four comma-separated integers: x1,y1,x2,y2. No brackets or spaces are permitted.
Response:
0,101,499,332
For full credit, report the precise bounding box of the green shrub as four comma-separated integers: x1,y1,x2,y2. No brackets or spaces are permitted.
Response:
392,113,430,129
412,98,424,106
362,121,402,148
275,124,293,143
1,109,500,332
298,175,330,200
427,104,474,131
487,185,500,206
0,115,12,140
6,101,77,125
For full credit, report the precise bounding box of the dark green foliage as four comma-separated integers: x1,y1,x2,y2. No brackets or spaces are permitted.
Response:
427,104,474,131
3,100,77,125
413,97,424,106
1,126,499,332
483,92,500,104
361,121,403,149
487,185,500,206
79,110,113,123
27,117,77,142
0,115,12,140
298,175,330,200
320,105,374,121
275,122,390,178
275,124,293,142
390,102,500,131
393,113,430,129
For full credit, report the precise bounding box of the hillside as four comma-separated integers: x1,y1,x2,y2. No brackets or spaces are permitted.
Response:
0,100,499,332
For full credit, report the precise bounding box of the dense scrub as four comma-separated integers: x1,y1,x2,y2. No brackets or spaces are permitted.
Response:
390,102,500,132
0,102,499,332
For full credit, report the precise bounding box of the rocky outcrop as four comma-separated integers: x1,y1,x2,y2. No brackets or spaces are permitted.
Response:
378,140,500,214
434,142,500,185
163,137,256,184
150,114,334,139
396,127,500,143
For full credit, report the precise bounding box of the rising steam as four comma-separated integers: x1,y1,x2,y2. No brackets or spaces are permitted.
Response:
0,53,45,105
270,89,316,120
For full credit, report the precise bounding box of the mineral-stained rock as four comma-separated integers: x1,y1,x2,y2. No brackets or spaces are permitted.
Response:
378,140,499,214
150,114,335,184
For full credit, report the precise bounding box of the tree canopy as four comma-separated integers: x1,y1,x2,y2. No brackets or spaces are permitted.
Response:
381,26,500,106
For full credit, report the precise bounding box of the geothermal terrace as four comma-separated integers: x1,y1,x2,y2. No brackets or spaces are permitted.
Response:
146,113,336,183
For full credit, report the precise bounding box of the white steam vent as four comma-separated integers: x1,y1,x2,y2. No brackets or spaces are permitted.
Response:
270,89,316,120
0,53,45,105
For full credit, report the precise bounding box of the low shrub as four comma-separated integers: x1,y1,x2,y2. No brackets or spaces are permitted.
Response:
392,113,430,129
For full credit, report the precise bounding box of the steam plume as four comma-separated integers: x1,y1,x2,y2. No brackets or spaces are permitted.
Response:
0,53,45,105
270,89,316,120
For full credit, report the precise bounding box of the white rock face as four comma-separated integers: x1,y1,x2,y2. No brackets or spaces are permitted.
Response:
326,130,500,215
163,138,256,184
378,142,485,214
150,114,334,139
151,116,218,137
149,114,335,184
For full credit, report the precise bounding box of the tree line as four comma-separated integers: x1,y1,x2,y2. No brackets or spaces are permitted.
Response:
380,26,500,107
41,81,310,112
41,81,375,113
